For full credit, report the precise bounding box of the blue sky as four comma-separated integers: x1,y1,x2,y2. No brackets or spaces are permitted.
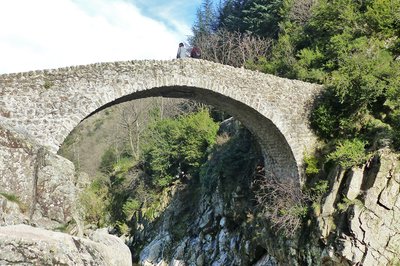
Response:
0,0,202,74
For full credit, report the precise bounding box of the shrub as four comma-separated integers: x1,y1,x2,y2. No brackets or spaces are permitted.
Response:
337,196,364,212
122,198,141,221
0,191,19,202
141,109,218,188
327,139,368,169
304,154,319,176
254,176,309,238
79,176,110,227
99,148,117,174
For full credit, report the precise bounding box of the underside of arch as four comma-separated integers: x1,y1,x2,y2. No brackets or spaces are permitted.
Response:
84,85,299,181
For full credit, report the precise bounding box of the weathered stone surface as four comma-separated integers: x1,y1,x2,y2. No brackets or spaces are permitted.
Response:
0,123,36,205
0,59,323,181
253,255,278,266
140,233,172,266
321,148,400,266
0,124,79,229
344,167,363,200
32,152,77,226
0,195,28,226
378,178,399,210
0,224,132,266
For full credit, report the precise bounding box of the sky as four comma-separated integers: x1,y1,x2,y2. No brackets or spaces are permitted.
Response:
0,0,201,74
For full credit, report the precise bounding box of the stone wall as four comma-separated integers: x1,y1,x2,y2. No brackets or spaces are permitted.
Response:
0,59,322,181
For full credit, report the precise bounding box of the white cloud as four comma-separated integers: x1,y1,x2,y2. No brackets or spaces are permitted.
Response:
0,0,193,74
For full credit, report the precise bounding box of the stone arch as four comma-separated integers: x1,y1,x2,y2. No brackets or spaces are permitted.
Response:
91,85,297,179
0,59,322,182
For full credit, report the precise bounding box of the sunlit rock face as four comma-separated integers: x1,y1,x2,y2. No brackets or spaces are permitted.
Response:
134,147,400,266
318,148,400,265
0,225,132,266
0,124,78,229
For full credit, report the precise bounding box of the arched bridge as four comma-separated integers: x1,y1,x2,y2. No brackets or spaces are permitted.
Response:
0,59,322,181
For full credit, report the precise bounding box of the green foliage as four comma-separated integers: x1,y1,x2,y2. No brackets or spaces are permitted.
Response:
305,179,329,216
122,198,141,220
200,127,261,193
299,1,400,148
278,204,308,218
364,0,400,37
263,33,298,78
329,37,392,108
337,196,364,212
311,180,329,197
142,109,219,188
296,47,326,83
99,148,117,174
43,80,53,89
303,153,319,176
0,191,20,202
114,156,135,174
327,139,368,169
310,93,341,139
243,0,288,38
192,0,218,44
116,221,130,235
0,192,27,212
79,176,110,227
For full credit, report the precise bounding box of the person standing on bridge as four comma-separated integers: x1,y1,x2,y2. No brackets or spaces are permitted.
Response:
176,43,187,59
190,45,201,59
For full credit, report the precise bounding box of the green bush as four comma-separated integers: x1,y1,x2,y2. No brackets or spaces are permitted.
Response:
79,176,110,227
141,109,219,188
200,127,261,194
303,154,320,176
327,139,368,169
114,156,135,175
99,148,117,174
337,197,364,212
122,198,141,221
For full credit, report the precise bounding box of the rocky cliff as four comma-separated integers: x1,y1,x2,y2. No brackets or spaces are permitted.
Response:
1,117,399,265
0,225,131,265
317,148,400,265
128,129,400,265
0,123,132,265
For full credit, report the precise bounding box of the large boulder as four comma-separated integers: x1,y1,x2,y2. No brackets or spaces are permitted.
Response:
0,123,79,229
0,224,132,266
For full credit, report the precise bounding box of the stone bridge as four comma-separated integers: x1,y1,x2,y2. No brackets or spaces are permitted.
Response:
0,59,322,182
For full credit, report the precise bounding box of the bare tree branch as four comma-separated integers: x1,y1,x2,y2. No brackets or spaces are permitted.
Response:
195,29,273,67
253,174,309,238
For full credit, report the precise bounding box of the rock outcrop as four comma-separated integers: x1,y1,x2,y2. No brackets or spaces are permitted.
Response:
0,123,78,229
0,224,132,266
132,145,400,265
0,124,132,265
319,148,400,265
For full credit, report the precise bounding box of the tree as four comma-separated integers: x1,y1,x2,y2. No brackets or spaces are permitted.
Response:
192,0,218,45
118,101,152,160
217,0,249,32
141,110,219,188
242,0,289,38
193,28,273,67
